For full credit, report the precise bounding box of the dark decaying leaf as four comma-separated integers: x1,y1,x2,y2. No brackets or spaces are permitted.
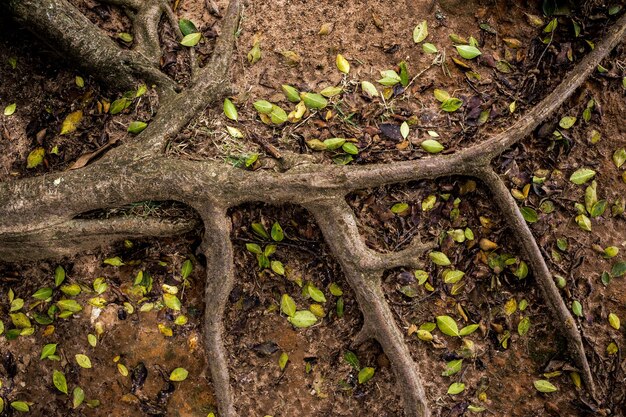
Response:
379,123,403,141
251,341,279,356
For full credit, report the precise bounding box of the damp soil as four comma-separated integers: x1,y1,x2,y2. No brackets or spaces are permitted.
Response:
1,0,626,416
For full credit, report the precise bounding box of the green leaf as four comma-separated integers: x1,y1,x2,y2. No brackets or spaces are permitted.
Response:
253,100,273,114
441,98,463,112
93,277,108,295
271,260,285,275
88,333,97,347
26,147,45,169
414,270,429,285
544,18,558,33
443,270,465,284
75,354,92,368
280,294,296,317
342,142,359,155
10,312,31,328
32,287,52,300
10,401,29,412
163,294,182,311
611,261,626,277
324,138,346,150
41,343,57,360
4,103,16,116
447,382,465,394
302,93,328,109
399,61,409,87
278,352,289,371
559,116,577,129
223,98,238,121
518,317,531,336
569,168,596,185
0,397,3,413
287,310,317,328
358,367,375,384
60,284,81,296
434,89,450,102
436,315,460,337
251,223,269,239
571,300,583,317
344,350,360,370
178,19,198,36
575,214,592,232
270,105,287,125
442,359,463,376
57,299,82,313
520,207,538,223
247,41,261,64
127,121,147,134
421,139,444,153
534,379,558,393
180,32,202,47
459,324,479,336
400,121,410,139
170,367,189,381
118,32,133,42
306,284,326,303
590,200,607,218
53,370,68,394
429,251,451,266
422,42,438,54
609,313,620,330
281,85,301,103
413,20,428,43
73,387,85,409
361,81,379,97
109,98,129,115
181,259,193,280
271,222,284,242
613,148,626,168
245,243,262,254
103,256,124,266
391,203,409,214
456,44,482,59
54,266,66,287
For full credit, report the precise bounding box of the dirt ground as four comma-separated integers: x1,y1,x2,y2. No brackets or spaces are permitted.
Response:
1,0,625,416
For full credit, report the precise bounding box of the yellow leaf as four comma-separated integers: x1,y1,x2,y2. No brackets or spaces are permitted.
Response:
27,147,45,169
60,110,83,135
336,54,350,74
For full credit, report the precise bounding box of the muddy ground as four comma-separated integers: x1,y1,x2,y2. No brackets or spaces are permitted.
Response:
1,0,625,416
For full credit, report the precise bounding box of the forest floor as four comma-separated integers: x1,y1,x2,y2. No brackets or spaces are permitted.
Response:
0,0,625,416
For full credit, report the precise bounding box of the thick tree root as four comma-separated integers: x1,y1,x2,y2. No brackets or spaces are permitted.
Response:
306,197,433,417
477,168,598,399
1,2,625,415
0,216,198,262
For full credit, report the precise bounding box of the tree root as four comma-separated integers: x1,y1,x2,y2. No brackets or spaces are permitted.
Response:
1,2,625,415
5,0,178,93
0,216,198,262
306,197,431,416
477,167,598,400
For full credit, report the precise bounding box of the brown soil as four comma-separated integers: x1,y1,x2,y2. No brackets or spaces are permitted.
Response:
1,0,625,416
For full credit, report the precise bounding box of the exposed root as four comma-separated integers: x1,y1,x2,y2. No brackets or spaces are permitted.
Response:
0,216,198,262
477,167,598,400
5,0,178,93
199,205,237,417
307,198,431,417
1,3,625,416
132,0,164,64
